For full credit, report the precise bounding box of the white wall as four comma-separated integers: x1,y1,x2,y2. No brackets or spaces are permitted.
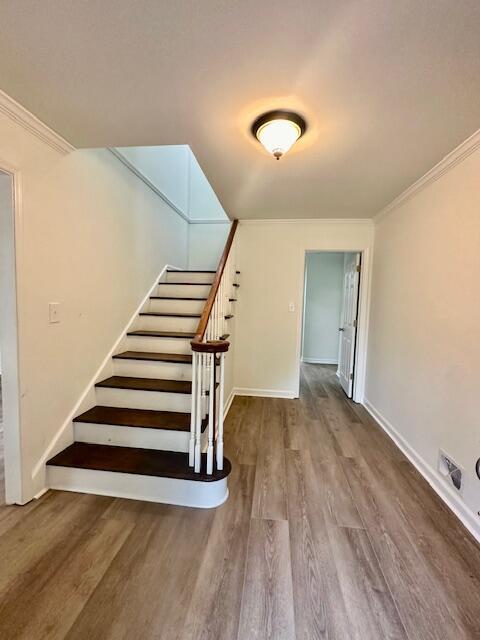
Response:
115,145,190,214
234,221,374,397
0,105,189,502
188,222,230,270
365,142,480,538
302,252,344,363
116,145,228,221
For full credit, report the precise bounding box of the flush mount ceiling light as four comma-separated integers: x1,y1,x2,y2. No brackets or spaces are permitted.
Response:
251,110,307,160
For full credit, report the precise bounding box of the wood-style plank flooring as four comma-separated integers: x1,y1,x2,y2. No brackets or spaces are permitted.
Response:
1,365,480,639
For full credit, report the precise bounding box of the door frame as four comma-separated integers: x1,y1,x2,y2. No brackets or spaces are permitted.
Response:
295,247,373,403
0,157,23,504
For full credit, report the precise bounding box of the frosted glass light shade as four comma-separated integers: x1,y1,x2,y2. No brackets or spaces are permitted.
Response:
252,110,306,159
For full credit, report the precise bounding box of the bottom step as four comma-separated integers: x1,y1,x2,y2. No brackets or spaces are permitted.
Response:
47,443,231,508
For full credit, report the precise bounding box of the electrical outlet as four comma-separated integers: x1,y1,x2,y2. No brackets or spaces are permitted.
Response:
49,302,60,324
438,450,463,493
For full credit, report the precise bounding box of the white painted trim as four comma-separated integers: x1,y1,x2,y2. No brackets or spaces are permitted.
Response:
375,127,480,221
31,263,183,489
301,357,338,364
48,466,229,509
239,218,373,225
109,148,231,226
188,218,231,224
223,387,236,418
0,163,23,504
0,88,75,155
363,399,480,543
233,387,296,399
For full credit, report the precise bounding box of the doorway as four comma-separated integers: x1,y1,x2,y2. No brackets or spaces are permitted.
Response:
301,251,362,400
0,166,22,504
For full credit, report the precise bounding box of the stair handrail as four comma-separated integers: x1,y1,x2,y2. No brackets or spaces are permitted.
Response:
189,219,239,474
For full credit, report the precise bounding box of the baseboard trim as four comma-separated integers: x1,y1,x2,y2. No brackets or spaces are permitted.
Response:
302,357,338,365
363,398,480,543
234,387,297,399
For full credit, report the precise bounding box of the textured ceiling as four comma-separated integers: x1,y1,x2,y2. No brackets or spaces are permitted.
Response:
0,0,480,219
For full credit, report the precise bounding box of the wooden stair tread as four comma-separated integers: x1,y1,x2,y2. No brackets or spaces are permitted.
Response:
96,376,192,394
150,296,207,301
139,312,201,318
114,351,192,363
127,330,195,339
74,405,202,431
166,270,216,273
47,442,231,482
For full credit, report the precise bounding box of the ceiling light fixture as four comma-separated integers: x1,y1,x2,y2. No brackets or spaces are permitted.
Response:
251,110,307,160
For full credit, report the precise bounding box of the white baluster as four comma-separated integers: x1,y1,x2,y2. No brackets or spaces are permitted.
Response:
194,350,203,473
206,352,215,474
216,352,225,471
189,351,197,467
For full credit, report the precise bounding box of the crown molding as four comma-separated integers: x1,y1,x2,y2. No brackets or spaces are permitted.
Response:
376,127,480,222
188,218,231,224
0,89,75,155
239,218,373,225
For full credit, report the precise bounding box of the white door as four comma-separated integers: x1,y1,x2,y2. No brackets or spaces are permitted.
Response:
338,253,361,398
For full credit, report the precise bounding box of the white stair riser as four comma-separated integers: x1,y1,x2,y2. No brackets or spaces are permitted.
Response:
74,422,190,451
155,284,211,298
126,336,192,354
96,387,191,412
113,358,192,380
166,272,214,284
48,466,228,508
148,298,205,314
136,315,199,333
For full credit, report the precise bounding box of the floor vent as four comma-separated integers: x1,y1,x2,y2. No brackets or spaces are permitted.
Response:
438,450,463,493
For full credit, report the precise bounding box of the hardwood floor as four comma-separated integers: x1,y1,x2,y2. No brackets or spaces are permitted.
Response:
1,364,480,639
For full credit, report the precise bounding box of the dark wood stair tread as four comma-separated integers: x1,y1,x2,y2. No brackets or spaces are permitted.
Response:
114,351,192,364
150,296,207,301
166,270,216,273
73,405,203,432
96,376,192,394
139,312,201,318
47,442,231,482
127,330,195,339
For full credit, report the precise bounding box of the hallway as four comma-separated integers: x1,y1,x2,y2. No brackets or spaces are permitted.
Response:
0,365,479,639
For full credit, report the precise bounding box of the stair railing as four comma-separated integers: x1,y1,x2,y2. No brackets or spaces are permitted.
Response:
189,220,239,474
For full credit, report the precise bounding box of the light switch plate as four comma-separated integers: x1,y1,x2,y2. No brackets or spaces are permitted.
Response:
49,302,60,323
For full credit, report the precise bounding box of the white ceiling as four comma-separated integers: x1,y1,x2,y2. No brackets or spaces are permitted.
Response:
0,0,480,219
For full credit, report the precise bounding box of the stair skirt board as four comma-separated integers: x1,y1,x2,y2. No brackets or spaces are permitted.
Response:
73,422,208,452
95,387,191,412
113,359,192,380
126,336,192,354
47,466,229,508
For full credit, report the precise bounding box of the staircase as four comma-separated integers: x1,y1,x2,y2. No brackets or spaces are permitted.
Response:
46,222,238,508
